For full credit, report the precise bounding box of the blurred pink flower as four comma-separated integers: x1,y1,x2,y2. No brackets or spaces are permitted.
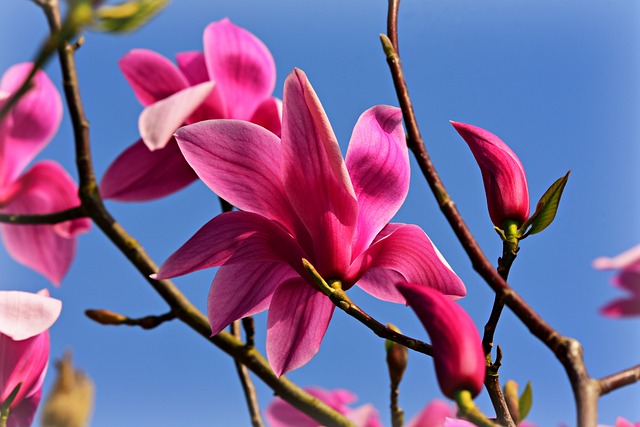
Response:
0,63,90,285
156,68,465,376
101,17,281,201
593,244,640,317
451,121,529,228
397,283,484,400
0,289,62,427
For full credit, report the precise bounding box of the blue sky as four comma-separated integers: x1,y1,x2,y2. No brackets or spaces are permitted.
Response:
1,0,639,425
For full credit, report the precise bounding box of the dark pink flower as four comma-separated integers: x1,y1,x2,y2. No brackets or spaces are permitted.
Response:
0,63,90,285
156,68,465,376
593,244,640,317
451,121,529,228
397,283,484,400
100,18,281,201
0,289,62,427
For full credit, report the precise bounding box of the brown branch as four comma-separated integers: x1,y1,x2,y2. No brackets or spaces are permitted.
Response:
231,321,265,427
85,308,177,329
382,2,598,425
598,364,640,397
0,206,87,225
37,1,353,426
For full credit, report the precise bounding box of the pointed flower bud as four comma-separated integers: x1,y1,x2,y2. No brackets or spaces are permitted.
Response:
385,324,409,387
397,283,485,399
451,121,530,228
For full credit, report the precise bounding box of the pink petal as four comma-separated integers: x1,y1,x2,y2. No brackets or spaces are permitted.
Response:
356,268,406,303
207,261,296,335
100,138,198,202
346,105,408,257
593,244,640,270
174,120,307,242
155,211,307,280
615,418,638,427
203,18,276,120
444,419,475,427
175,51,227,122
406,399,455,427
347,404,384,427
175,51,209,85
119,49,189,106
600,297,640,318
6,387,41,427
0,161,90,285
0,290,61,340
613,270,640,294
266,278,335,376
250,96,282,137
347,224,466,299
0,63,62,188
139,82,214,151
280,69,358,278
265,387,354,427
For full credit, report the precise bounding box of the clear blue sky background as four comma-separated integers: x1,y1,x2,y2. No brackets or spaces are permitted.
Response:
1,0,639,426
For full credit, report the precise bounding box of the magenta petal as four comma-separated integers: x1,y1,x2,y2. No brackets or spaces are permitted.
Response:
0,63,62,188
100,138,198,202
175,51,209,85
207,261,296,335
0,290,61,340
347,404,383,427
119,49,189,106
203,18,276,120
0,161,89,285
7,388,41,427
265,387,354,427
348,224,466,298
346,105,408,256
139,82,214,151
281,69,358,277
175,51,228,122
406,399,455,427
600,297,640,318
250,96,282,137
593,244,640,271
156,211,306,280
356,268,406,303
266,278,335,376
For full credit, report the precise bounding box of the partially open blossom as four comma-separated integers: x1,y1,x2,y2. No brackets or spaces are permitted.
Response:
0,289,62,427
0,63,90,284
451,121,529,228
265,387,382,427
157,68,465,376
397,283,484,400
593,244,640,317
100,18,281,201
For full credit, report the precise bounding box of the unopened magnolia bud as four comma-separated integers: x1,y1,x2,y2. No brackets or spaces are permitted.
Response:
385,324,408,386
451,121,530,228
84,309,127,325
397,283,485,400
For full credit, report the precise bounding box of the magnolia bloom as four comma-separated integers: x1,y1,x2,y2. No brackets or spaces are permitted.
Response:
0,289,62,427
0,63,90,284
101,18,281,201
265,387,382,427
397,283,484,400
157,68,465,375
451,121,529,228
593,244,640,317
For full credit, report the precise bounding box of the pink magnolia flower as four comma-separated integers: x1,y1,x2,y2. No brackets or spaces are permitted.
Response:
0,289,62,427
593,244,640,317
451,121,529,228
100,18,281,201
156,68,465,376
0,63,90,285
397,283,484,400
265,387,382,427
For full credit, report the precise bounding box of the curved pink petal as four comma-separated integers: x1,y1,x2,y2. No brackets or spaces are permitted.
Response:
0,290,61,340
0,161,90,285
347,404,383,427
250,96,282,137
119,49,188,106
175,51,227,123
175,51,209,86
0,63,62,188
593,244,640,271
100,138,198,202
356,268,406,303
156,211,307,280
266,278,335,376
281,69,358,278
406,399,455,427
174,120,307,242
615,418,638,427
139,82,214,151
208,261,296,335
265,387,355,427
613,270,640,294
345,105,408,256
347,224,466,298
6,387,41,427
600,297,640,318
203,18,276,120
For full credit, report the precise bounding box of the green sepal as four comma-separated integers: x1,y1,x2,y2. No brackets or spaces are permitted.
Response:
93,0,168,33
518,381,533,421
518,171,570,239
0,382,22,412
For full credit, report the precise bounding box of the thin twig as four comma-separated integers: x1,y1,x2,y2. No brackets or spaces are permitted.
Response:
382,2,598,425
85,309,177,329
38,2,353,426
231,321,265,427
0,206,86,225
598,364,640,396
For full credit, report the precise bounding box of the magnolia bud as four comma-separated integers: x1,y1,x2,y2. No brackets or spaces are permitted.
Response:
397,283,485,399
451,121,530,228
385,324,409,387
